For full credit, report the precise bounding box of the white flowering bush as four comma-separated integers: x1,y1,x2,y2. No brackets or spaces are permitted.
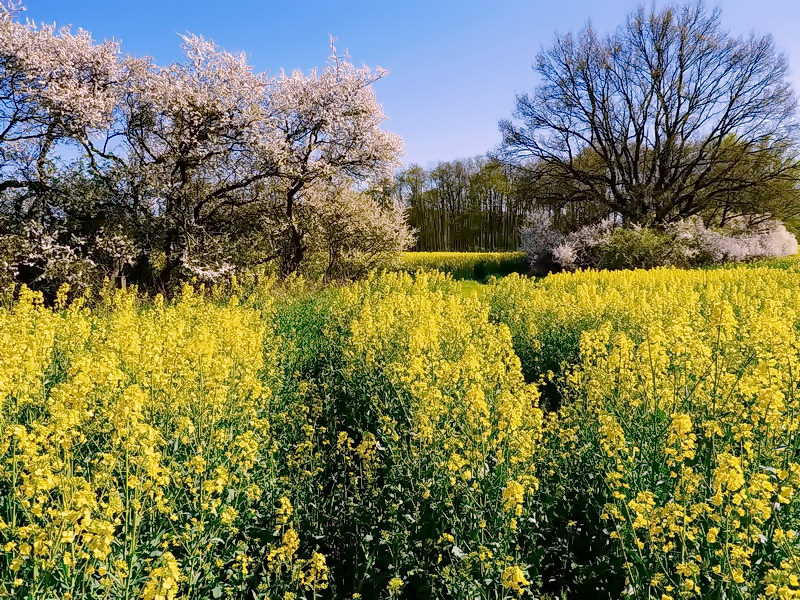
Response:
520,213,798,272
669,216,798,264
518,210,569,273
0,224,103,296
301,180,414,281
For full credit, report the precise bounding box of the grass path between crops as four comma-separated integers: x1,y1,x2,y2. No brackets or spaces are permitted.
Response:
459,279,488,298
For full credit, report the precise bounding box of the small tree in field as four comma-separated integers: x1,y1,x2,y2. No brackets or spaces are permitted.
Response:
302,179,414,281
499,1,799,226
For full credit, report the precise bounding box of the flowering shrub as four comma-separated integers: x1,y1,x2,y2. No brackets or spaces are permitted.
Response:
670,216,799,264
520,213,798,272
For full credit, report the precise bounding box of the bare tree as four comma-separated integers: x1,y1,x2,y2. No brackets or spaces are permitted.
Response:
498,1,799,226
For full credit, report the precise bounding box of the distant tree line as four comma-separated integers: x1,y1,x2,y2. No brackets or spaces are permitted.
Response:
392,158,527,251
404,2,800,254
396,149,800,254
392,157,613,252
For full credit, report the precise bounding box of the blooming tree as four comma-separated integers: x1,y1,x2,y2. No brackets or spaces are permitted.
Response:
84,35,277,286
0,13,121,292
0,15,120,196
93,39,405,285
265,46,404,276
302,178,414,281
0,15,408,289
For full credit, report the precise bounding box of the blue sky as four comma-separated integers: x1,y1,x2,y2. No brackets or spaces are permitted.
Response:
20,0,800,168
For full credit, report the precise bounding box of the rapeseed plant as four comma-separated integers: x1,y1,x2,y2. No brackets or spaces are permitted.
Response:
3,263,800,599
0,283,326,599
487,265,800,598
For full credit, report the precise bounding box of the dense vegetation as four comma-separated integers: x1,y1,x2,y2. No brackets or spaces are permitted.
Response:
398,251,527,280
3,260,800,599
3,0,800,597
0,10,410,295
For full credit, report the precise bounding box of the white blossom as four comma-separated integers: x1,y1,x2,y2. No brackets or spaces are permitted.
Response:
1,23,409,286
0,16,121,133
519,210,564,263
520,213,798,272
266,50,403,183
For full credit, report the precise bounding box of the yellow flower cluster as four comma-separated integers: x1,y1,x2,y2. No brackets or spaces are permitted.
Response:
501,564,530,595
339,271,542,463
141,551,180,600
488,265,800,598
329,271,542,595
0,283,325,599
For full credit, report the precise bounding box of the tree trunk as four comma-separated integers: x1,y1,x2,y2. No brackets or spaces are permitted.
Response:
157,231,181,293
280,224,306,278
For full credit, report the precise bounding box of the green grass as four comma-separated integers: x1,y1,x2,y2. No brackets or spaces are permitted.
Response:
458,279,487,298
397,251,527,281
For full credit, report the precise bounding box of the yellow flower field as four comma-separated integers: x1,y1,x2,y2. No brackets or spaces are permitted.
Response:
488,265,800,599
2,263,800,598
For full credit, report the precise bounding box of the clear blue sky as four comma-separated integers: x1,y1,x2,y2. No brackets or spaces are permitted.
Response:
20,0,800,168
